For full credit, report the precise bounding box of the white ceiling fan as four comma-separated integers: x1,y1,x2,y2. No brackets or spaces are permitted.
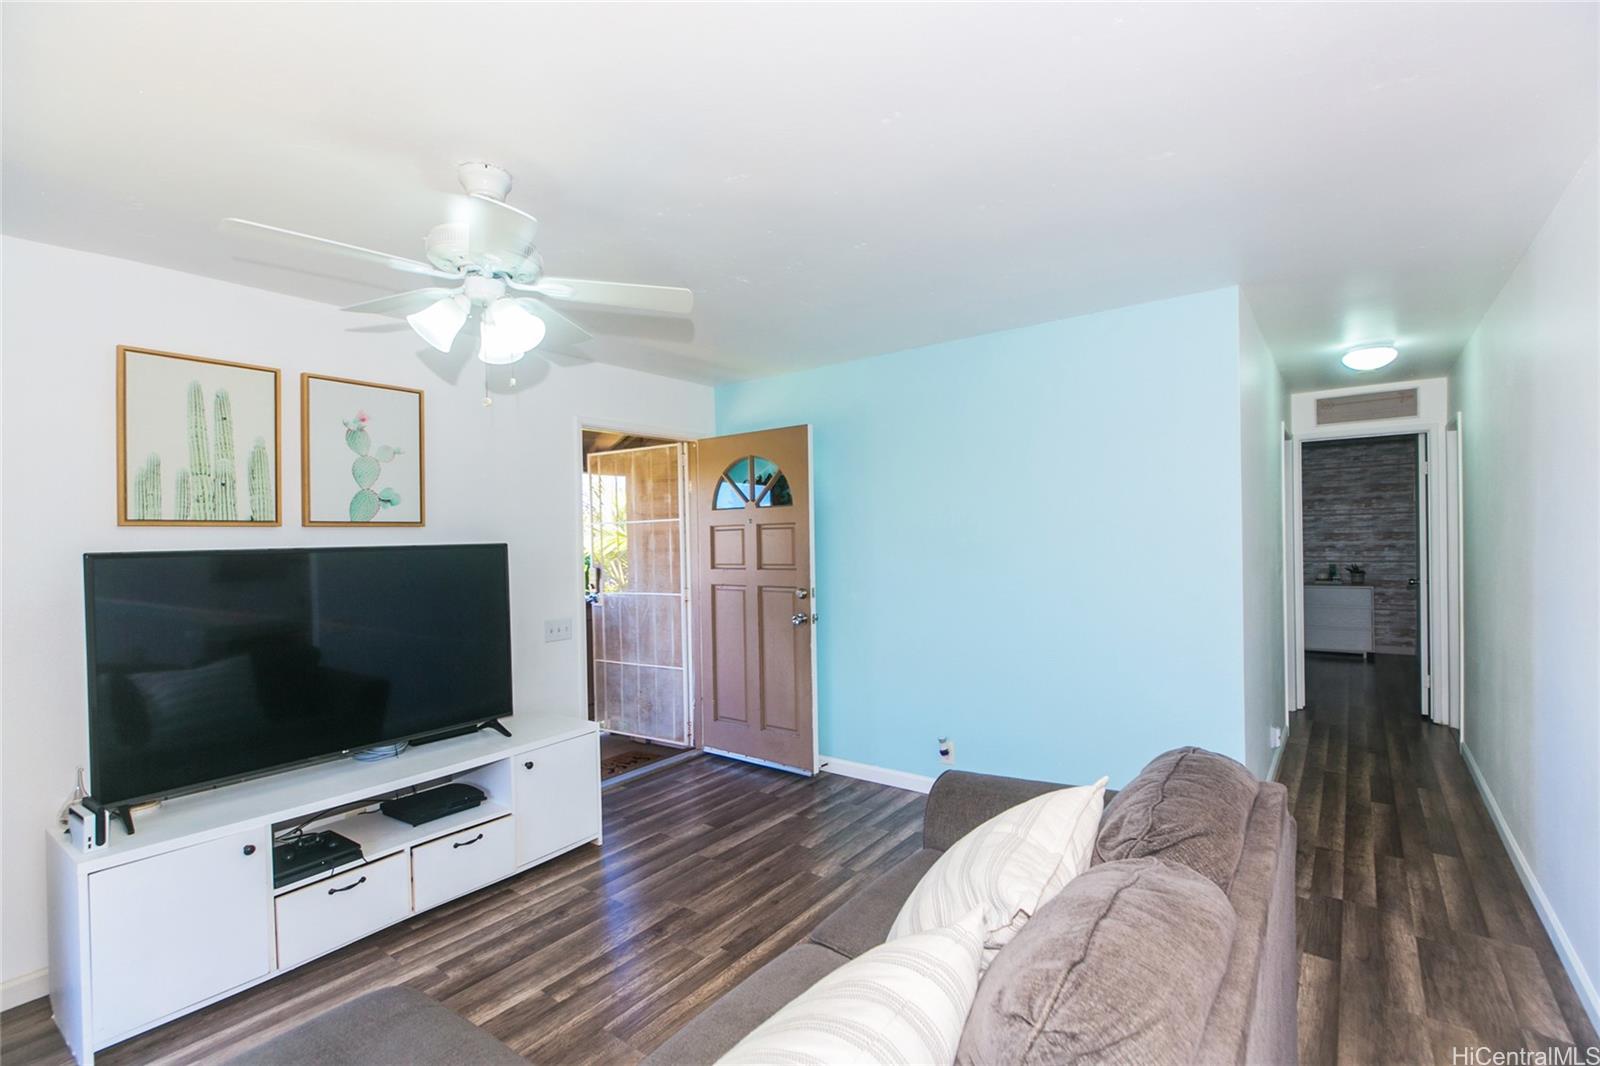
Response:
221,162,693,366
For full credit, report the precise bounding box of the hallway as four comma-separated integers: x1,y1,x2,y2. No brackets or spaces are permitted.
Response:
1283,654,1598,1064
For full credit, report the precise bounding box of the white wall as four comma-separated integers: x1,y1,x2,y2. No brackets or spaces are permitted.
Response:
1450,151,1600,1030
0,237,715,1003
1238,297,1288,778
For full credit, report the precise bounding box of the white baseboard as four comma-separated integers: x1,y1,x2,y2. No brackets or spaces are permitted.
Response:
1461,742,1600,1032
2,967,48,1010
1267,733,1287,784
819,755,935,794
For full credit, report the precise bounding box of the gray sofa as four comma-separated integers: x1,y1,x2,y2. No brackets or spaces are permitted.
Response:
646,748,1298,1065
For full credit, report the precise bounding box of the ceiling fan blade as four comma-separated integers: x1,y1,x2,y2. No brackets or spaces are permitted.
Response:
221,218,458,280
514,297,592,350
341,287,462,317
511,277,694,315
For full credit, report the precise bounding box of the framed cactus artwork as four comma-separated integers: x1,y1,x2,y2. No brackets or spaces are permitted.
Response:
300,374,425,526
116,346,282,526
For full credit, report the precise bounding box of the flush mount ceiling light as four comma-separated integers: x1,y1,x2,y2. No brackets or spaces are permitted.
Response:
1342,345,1399,372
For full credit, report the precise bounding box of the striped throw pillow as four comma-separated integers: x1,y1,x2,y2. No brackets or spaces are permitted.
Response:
889,779,1108,972
717,908,986,1066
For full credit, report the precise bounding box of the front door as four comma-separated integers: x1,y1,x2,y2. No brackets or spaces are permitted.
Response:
691,426,815,773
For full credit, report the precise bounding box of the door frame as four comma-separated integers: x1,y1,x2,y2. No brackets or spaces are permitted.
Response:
1445,416,1466,740
573,416,706,749
1281,423,1301,720
1290,417,1451,723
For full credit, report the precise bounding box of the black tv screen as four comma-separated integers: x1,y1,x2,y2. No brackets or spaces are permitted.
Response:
84,544,513,806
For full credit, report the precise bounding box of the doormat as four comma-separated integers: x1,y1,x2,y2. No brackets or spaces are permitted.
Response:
601,751,665,779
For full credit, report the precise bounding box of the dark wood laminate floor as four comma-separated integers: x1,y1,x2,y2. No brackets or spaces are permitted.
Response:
0,755,925,1066
1283,654,1599,1065
8,667,1597,1066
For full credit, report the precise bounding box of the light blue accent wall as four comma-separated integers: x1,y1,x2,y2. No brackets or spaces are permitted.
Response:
716,288,1249,788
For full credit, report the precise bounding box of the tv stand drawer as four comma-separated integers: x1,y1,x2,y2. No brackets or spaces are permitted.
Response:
275,853,410,969
412,815,515,911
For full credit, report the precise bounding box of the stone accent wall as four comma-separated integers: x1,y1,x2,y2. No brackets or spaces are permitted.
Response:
1302,436,1419,653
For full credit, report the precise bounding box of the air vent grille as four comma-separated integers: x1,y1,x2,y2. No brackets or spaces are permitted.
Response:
1316,388,1418,425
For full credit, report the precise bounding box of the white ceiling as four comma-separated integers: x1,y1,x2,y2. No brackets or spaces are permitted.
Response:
4,3,1595,389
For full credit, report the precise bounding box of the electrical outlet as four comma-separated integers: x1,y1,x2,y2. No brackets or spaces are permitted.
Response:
544,618,573,643
937,737,955,764
1270,726,1284,750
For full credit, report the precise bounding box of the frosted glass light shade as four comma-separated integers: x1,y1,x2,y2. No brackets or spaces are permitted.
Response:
477,298,546,364
406,295,469,352
1341,345,1398,371
485,299,547,352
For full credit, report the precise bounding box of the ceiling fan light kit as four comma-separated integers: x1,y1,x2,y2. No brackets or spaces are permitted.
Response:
222,161,694,376
406,293,470,352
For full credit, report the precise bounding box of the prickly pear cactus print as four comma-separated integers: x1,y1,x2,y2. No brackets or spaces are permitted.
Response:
343,410,403,521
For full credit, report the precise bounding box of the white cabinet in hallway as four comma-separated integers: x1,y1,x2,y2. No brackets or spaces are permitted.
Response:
1304,583,1375,655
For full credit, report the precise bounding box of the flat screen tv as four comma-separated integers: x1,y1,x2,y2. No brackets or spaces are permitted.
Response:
83,544,513,807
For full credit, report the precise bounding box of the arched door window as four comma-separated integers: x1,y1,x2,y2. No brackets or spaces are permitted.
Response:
713,455,792,509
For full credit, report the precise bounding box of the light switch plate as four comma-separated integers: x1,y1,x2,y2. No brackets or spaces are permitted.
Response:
544,618,573,642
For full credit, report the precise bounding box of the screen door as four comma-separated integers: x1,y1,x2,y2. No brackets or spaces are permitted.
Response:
585,442,691,746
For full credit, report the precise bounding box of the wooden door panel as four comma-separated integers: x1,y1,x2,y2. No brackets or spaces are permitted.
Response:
710,525,747,569
692,426,814,772
756,522,797,569
758,586,802,733
710,584,750,724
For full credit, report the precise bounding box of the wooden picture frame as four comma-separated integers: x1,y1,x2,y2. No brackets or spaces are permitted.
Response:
300,373,426,527
116,345,282,526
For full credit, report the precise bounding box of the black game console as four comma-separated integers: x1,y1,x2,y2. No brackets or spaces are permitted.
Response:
379,783,486,826
273,830,364,888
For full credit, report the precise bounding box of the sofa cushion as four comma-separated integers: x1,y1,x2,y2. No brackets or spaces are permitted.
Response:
955,858,1237,1066
642,944,848,1065
809,848,940,958
1094,747,1258,890
222,986,526,1066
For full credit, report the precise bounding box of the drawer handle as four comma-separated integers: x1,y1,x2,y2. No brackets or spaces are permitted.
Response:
453,833,484,849
328,876,367,895
524,760,534,770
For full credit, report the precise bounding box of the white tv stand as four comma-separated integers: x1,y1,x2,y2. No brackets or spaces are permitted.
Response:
46,714,600,1065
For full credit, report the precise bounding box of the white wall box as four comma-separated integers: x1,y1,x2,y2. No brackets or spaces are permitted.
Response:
46,716,600,1064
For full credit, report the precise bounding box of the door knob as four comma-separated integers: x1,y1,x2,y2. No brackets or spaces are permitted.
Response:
792,612,811,626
